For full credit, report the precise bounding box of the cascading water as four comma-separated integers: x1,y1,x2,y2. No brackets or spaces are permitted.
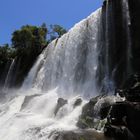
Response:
22,9,102,98
0,8,112,140
3,59,15,91
96,0,115,93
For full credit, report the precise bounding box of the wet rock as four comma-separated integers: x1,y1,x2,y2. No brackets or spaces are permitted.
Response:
94,96,118,120
73,98,82,108
104,101,140,140
51,129,111,140
104,124,135,140
104,74,140,140
54,98,68,115
77,96,101,129
116,74,140,102
100,102,111,120
77,95,120,129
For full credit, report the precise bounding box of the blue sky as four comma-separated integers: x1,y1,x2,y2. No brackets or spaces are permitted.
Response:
0,0,102,45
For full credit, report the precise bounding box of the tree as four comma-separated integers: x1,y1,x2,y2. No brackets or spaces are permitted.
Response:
49,24,67,41
52,24,67,37
12,25,47,49
10,24,48,86
0,44,15,73
0,23,66,87
41,23,48,39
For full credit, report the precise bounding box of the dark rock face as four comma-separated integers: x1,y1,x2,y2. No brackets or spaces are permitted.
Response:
104,74,140,140
97,0,126,92
54,98,68,115
116,74,140,102
97,0,140,92
128,0,140,73
99,101,112,120
104,101,140,140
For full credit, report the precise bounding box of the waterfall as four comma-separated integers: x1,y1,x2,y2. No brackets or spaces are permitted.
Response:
104,0,114,93
0,8,109,140
97,0,115,93
22,9,102,98
0,0,139,138
3,59,15,90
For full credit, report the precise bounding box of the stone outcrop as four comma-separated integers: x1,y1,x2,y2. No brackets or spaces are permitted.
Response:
97,0,140,92
54,98,68,115
73,98,82,108
104,74,140,140
104,101,140,140
76,96,118,129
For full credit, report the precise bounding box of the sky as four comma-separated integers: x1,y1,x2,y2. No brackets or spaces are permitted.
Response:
0,0,102,45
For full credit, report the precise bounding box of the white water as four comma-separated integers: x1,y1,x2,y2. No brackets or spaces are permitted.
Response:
0,9,104,140
22,9,101,98
0,89,87,140
3,59,15,90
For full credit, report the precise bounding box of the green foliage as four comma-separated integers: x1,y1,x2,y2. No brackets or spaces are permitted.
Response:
12,24,47,84
52,24,67,36
0,44,16,85
49,24,67,41
0,23,67,87
12,24,47,49
0,45,9,66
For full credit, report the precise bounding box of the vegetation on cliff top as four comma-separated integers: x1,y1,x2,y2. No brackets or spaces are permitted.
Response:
0,23,67,87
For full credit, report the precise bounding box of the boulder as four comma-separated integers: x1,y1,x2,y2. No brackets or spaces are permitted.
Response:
77,95,116,129
54,98,68,115
73,98,82,108
99,102,111,120
116,74,140,102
